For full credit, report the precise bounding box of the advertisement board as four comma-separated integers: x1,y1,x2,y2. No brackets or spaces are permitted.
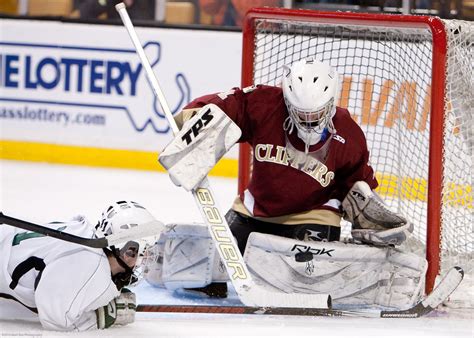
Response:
0,19,242,175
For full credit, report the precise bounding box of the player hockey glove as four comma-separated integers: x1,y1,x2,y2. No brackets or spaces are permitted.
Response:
342,181,413,246
158,104,241,191
96,289,136,329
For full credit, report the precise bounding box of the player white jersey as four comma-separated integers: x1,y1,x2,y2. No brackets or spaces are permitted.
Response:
0,216,120,331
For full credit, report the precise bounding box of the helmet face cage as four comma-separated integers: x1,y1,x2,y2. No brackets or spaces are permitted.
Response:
135,242,163,283
282,59,338,137
286,97,335,135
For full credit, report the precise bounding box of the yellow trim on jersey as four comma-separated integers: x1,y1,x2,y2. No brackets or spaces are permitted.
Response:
232,197,342,226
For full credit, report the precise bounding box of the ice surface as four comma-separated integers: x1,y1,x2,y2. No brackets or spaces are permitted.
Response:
0,160,472,337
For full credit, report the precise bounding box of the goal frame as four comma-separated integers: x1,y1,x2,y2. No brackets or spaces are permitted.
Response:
238,7,449,293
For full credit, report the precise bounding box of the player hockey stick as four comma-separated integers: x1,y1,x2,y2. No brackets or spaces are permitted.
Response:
0,211,164,249
136,266,464,318
115,2,331,309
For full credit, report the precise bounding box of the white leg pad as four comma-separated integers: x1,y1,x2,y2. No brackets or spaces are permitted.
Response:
143,223,228,290
244,232,427,309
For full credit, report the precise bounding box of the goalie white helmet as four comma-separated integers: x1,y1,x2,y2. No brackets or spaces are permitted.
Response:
282,58,339,148
95,200,158,288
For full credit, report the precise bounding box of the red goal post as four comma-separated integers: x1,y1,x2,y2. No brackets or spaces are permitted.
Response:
239,8,472,293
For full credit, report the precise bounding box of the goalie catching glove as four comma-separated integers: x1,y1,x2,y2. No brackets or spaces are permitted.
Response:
159,104,242,191
96,289,136,329
342,181,413,246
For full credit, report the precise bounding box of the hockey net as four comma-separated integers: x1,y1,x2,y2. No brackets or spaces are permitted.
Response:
239,8,473,293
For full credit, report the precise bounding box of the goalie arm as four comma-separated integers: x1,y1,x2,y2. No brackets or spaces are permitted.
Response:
160,85,272,191
158,104,242,191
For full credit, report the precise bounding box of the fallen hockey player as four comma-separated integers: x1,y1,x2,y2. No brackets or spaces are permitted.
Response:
0,201,159,331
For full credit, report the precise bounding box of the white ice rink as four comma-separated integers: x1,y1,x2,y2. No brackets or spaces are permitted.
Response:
0,159,472,337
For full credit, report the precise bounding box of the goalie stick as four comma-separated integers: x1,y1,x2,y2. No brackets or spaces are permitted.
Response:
0,212,164,249
115,2,331,309
136,266,464,318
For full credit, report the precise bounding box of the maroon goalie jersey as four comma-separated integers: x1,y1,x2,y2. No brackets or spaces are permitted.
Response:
185,85,378,218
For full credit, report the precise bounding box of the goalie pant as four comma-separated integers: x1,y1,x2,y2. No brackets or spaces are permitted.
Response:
0,216,120,331
143,223,428,310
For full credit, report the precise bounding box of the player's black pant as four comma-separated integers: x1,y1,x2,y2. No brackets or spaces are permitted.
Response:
225,209,341,254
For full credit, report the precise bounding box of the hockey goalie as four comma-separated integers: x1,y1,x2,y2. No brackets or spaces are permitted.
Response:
149,58,427,310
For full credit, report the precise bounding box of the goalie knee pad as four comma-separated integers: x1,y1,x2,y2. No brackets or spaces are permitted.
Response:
342,181,413,246
243,232,427,309
143,223,228,291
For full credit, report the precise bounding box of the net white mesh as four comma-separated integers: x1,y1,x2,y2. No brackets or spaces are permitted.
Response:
439,20,472,273
244,15,473,282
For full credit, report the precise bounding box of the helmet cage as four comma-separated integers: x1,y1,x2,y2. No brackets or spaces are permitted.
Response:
286,97,335,134
282,59,339,139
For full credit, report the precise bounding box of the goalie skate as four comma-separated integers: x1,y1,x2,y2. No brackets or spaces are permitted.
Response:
343,181,413,246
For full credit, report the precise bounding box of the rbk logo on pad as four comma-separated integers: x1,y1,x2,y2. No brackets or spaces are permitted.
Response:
181,108,214,145
291,244,334,257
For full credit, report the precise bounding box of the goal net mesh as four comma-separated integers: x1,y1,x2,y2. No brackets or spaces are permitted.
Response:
245,16,473,280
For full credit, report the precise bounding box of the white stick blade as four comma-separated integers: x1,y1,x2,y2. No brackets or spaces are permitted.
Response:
423,266,464,308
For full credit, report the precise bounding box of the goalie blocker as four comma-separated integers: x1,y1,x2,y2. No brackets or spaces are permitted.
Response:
158,104,242,191
143,223,427,310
